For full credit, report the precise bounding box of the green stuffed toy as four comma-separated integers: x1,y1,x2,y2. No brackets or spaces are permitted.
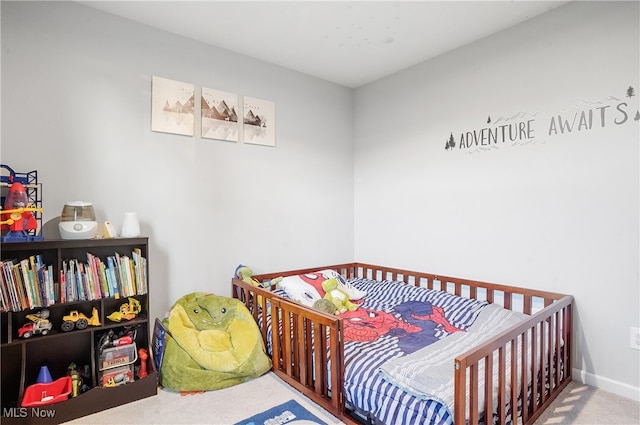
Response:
235,264,262,288
235,264,282,288
322,278,358,314
160,292,271,392
312,298,338,315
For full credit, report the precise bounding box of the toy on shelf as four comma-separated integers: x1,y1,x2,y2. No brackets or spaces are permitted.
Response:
36,365,53,384
98,335,138,387
138,348,149,379
97,327,137,352
67,363,82,397
19,309,53,338
0,182,43,243
107,297,141,322
102,367,134,387
0,164,43,242
22,365,72,407
61,307,101,332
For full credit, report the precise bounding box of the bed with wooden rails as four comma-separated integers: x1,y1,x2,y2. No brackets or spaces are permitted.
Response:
231,263,573,425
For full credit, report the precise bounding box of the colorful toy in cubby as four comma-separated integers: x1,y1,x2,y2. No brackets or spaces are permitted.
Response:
0,164,43,242
18,309,53,338
61,307,101,332
107,297,141,322
21,365,72,407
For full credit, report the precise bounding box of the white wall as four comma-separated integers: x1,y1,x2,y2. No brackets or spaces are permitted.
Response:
2,0,638,402
353,1,639,400
0,1,355,323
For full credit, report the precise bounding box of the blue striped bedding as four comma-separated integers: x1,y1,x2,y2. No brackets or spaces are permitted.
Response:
273,277,491,424
339,278,488,424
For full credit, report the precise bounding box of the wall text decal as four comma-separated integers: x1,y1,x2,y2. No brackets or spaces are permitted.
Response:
446,86,639,153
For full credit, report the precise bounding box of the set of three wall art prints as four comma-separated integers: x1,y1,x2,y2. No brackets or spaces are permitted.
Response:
150,75,275,147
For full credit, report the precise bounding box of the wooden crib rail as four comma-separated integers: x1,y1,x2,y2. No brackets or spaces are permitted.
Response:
252,262,566,311
231,278,348,421
352,263,566,314
453,294,573,425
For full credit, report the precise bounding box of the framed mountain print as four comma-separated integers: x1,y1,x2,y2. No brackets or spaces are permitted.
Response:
151,76,195,136
201,87,239,142
243,96,275,147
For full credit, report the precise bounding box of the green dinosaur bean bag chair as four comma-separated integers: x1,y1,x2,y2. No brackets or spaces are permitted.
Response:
160,292,271,392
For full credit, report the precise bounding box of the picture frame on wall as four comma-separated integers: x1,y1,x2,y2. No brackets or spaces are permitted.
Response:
151,76,195,136
201,87,239,142
243,96,275,147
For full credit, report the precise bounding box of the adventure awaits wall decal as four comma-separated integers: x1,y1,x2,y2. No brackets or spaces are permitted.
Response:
445,86,639,153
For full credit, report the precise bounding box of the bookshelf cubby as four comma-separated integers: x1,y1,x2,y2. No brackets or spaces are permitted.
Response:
0,237,157,424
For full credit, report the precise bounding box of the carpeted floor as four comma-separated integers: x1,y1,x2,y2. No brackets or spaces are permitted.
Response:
63,372,343,425
533,380,640,425
63,373,639,425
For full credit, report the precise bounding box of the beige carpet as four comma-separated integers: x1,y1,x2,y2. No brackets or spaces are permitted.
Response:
533,380,640,425
63,374,638,425
63,372,344,425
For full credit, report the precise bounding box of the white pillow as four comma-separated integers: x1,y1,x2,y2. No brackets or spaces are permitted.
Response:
278,269,367,302
277,276,322,307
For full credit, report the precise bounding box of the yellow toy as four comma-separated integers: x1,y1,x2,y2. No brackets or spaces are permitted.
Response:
107,298,141,322
61,308,101,331
235,265,263,288
321,278,358,314
235,265,282,305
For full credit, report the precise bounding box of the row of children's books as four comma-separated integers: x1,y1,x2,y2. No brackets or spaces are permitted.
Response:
0,249,148,312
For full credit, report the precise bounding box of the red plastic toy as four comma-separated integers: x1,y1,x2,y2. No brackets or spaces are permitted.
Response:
138,348,148,379
21,377,72,407
0,181,43,242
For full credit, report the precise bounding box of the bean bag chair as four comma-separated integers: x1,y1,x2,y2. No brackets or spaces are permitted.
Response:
160,292,271,392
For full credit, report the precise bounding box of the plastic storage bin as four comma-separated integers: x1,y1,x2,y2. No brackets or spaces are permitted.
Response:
99,342,137,387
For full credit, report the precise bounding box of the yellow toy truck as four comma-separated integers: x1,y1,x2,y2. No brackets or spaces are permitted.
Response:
107,298,141,322
61,307,101,332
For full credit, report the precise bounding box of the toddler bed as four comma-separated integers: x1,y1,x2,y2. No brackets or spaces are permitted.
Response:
231,263,573,425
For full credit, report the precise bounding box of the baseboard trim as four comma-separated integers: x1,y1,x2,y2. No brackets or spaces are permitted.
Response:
573,367,640,402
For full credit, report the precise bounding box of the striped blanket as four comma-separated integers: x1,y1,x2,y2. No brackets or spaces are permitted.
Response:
320,278,489,424
270,277,527,424
378,303,528,412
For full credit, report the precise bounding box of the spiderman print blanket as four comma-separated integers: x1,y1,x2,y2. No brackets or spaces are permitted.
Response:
335,278,491,424
378,303,528,410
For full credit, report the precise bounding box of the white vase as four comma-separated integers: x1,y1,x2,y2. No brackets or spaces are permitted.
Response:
121,212,140,237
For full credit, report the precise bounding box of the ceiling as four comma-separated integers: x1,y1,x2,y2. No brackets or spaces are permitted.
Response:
79,1,570,88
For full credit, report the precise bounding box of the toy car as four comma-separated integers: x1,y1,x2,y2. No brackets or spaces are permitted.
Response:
19,320,53,338
19,309,53,338
61,308,101,332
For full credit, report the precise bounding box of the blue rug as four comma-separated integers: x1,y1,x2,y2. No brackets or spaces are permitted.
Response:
234,399,328,425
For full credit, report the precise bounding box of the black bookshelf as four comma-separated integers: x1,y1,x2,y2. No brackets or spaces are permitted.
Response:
1,238,157,424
